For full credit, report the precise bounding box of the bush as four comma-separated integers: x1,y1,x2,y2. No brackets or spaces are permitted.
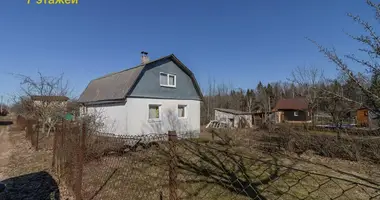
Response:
85,135,129,162
260,128,380,163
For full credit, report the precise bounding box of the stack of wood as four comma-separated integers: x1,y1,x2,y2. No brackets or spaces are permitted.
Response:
205,120,229,129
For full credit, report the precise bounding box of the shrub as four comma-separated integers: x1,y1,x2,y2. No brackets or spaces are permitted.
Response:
260,127,380,163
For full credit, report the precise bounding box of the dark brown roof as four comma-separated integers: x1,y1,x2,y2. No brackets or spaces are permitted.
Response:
30,95,69,102
273,97,308,111
215,108,252,115
78,54,203,103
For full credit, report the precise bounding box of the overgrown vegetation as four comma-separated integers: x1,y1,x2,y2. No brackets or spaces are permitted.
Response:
259,125,380,163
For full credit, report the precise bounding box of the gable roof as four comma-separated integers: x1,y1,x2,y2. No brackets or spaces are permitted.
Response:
215,108,252,115
30,95,69,102
78,54,203,103
273,97,308,111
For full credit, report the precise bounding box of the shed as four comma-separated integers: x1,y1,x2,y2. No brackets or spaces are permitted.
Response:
356,107,379,128
214,108,253,128
273,97,311,123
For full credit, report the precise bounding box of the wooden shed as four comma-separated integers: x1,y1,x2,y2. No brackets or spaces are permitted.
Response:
356,107,379,128
356,108,369,127
214,108,253,128
273,97,311,124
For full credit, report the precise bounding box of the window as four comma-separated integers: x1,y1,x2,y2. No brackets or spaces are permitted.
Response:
149,104,161,120
81,106,88,115
160,72,176,87
178,105,187,118
294,111,299,116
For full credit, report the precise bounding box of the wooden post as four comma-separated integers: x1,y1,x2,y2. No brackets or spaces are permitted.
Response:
26,119,32,140
59,121,65,177
74,121,86,200
52,123,58,169
35,121,39,151
168,131,178,200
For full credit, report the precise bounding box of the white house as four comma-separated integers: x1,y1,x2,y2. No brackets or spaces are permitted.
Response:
78,52,203,136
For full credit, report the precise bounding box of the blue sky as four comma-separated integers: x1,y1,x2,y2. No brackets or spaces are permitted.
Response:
0,0,375,103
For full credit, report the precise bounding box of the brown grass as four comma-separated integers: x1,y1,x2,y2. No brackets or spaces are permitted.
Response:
1,125,74,199
76,128,380,200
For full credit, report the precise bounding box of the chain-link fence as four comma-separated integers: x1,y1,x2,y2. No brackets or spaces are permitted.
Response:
51,121,380,200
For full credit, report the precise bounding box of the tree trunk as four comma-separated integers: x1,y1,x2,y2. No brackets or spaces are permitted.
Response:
46,125,52,137
42,122,46,134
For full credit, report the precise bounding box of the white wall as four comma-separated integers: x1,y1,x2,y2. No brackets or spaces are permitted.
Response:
125,98,201,136
85,102,128,135
82,98,201,136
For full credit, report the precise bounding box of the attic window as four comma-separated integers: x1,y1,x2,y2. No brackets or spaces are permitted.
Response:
160,72,176,87
294,111,299,116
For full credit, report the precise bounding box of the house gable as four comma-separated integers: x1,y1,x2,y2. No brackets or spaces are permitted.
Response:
127,57,201,100
78,54,202,104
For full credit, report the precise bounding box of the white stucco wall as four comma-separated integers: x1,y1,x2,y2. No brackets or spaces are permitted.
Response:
125,98,201,136
84,102,128,135
81,98,201,136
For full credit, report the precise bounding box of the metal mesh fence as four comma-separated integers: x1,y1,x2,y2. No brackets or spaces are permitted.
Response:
51,121,380,200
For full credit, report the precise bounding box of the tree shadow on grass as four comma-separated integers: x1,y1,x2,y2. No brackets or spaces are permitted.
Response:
2,171,59,200
152,136,289,200
0,121,13,126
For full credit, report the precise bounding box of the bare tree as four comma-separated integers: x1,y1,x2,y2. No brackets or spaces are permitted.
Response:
289,66,324,125
311,0,380,119
13,72,71,136
245,89,255,113
319,80,355,131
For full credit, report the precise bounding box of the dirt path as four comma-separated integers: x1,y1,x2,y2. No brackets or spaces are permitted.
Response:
0,126,11,180
0,125,74,199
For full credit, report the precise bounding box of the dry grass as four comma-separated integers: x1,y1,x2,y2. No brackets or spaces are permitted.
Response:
77,128,380,200
1,125,74,199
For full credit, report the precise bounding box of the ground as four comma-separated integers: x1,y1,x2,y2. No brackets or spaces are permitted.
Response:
0,121,379,200
0,123,73,200
0,125,11,180
79,129,380,200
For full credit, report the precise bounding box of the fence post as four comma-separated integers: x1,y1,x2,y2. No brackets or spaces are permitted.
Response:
26,119,32,140
35,121,39,151
168,131,178,200
52,123,58,169
25,119,29,139
59,121,65,178
74,121,86,200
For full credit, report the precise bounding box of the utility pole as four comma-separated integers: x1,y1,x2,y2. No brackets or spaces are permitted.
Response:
293,89,295,98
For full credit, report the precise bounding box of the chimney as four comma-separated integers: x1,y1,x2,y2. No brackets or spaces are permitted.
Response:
141,51,149,64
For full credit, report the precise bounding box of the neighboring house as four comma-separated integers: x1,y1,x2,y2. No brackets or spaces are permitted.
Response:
272,97,311,123
0,107,8,117
30,95,69,111
214,108,253,128
78,53,203,136
31,95,69,103
356,107,379,128
28,95,70,129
